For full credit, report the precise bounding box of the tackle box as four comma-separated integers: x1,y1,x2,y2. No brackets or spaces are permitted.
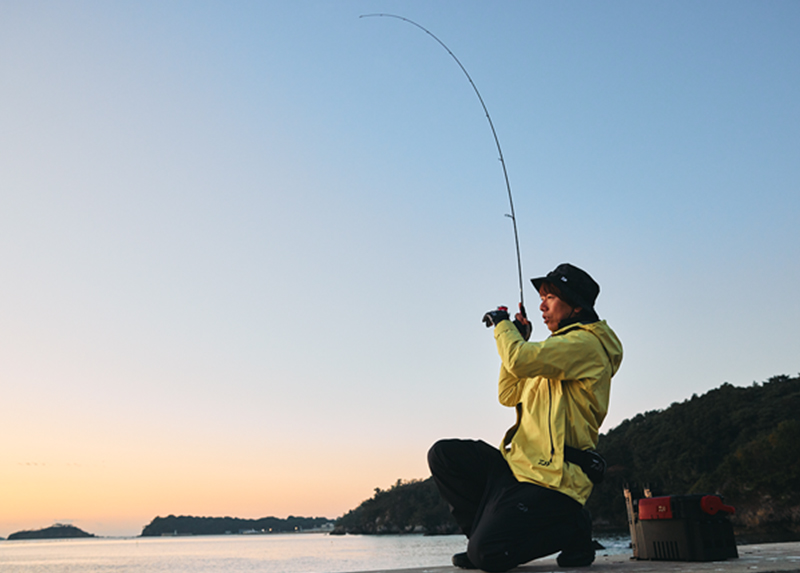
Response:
624,489,738,561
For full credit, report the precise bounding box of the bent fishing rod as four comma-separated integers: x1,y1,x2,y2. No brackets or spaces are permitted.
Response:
361,13,528,319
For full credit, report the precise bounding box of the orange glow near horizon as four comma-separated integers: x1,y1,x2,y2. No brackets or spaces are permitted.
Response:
1,441,431,537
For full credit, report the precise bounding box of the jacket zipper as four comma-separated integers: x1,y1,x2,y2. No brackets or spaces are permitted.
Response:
547,382,555,462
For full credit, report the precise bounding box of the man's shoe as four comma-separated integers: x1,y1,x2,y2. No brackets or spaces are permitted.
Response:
556,546,595,568
557,507,595,567
452,552,478,569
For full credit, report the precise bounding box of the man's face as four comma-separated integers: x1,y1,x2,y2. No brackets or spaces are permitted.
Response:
539,288,576,332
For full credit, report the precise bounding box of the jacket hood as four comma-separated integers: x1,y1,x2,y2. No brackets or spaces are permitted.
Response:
558,320,623,376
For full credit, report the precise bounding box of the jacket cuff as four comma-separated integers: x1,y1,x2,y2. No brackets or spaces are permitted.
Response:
494,319,516,340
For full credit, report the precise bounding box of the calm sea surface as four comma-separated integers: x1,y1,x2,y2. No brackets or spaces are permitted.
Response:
0,532,632,573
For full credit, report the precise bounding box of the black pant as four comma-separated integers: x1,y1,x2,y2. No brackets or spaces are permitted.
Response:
428,438,584,572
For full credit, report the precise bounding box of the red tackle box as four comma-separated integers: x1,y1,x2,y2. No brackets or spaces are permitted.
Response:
625,490,738,561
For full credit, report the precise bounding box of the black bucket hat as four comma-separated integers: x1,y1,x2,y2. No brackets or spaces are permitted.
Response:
531,263,600,311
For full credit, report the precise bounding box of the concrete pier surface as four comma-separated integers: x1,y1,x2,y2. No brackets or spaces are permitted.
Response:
355,541,800,573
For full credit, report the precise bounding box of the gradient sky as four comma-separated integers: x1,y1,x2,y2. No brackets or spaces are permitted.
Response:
2,1,798,537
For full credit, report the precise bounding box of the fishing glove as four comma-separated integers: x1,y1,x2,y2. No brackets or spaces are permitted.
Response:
513,317,532,341
513,303,532,340
482,307,510,328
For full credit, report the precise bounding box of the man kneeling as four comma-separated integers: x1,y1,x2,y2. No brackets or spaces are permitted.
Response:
428,264,623,571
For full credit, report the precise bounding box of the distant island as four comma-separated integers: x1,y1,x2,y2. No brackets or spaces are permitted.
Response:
333,374,800,543
8,524,96,540
140,515,333,536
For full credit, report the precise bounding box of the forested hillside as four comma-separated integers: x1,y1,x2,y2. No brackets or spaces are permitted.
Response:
333,478,457,535
334,375,800,539
589,374,800,536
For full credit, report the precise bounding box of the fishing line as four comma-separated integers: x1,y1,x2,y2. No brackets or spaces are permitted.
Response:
361,13,527,315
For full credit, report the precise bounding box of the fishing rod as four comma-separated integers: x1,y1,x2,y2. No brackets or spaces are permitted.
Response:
360,13,528,319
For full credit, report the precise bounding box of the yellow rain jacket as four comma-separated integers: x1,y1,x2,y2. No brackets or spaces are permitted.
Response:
493,319,623,505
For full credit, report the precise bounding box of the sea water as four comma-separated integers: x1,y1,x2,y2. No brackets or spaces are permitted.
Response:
0,532,632,573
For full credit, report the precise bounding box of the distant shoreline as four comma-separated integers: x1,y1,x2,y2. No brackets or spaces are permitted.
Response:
3,531,798,551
